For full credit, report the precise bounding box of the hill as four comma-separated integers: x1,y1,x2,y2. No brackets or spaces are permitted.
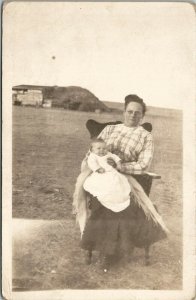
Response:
12,85,111,112
46,86,110,112
103,101,182,118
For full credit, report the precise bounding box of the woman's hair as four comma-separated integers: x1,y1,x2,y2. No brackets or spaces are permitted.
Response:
90,138,105,150
124,94,146,115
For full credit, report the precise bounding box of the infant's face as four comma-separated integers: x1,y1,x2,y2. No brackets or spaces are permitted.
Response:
92,142,107,156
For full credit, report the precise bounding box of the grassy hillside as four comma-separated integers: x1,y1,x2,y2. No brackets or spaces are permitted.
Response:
103,100,182,118
46,86,110,112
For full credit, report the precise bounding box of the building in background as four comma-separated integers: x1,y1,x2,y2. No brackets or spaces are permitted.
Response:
12,85,44,106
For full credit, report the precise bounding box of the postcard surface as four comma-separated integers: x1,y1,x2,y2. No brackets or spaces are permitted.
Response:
2,2,195,300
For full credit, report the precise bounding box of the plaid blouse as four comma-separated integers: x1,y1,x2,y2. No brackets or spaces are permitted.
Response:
98,124,154,174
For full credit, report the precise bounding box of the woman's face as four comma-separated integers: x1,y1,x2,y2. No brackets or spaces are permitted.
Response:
124,101,144,127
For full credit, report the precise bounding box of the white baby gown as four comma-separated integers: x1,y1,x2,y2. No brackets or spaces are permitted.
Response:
83,152,131,212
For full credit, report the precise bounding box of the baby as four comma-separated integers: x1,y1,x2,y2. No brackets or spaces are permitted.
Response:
83,138,131,212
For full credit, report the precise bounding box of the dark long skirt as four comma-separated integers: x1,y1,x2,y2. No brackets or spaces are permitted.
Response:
81,194,167,256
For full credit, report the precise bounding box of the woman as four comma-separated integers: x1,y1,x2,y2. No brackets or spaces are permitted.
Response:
73,94,168,272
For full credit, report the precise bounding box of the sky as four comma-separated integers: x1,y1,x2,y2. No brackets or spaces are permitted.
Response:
3,2,195,109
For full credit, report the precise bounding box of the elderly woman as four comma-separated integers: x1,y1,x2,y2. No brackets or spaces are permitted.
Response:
73,94,168,272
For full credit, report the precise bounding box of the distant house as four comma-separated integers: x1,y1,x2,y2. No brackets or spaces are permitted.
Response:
12,85,111,112
12,85,46,106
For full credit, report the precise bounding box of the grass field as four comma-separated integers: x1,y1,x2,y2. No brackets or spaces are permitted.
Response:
12,106,182,291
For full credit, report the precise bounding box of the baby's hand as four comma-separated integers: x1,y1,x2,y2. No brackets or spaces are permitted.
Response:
97,167,105,173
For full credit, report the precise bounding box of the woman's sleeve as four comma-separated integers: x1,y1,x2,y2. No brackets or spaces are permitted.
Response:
120,134,154,174
87,154,100,172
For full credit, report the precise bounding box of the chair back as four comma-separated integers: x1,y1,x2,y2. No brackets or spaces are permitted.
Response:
86,119,152,138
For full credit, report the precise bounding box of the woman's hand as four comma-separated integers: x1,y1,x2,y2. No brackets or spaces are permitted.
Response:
116,161,122,172
107,158,117,168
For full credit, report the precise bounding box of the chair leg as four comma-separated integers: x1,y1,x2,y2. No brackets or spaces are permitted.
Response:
130,245,135,256
85,250,92,265
144,246,150,266
126,245,135,263
102,255,110,273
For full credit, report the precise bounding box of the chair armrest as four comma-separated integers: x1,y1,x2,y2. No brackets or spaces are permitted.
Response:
144,171,161,179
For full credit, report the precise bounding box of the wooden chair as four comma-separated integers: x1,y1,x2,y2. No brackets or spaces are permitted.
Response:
85,119,161,266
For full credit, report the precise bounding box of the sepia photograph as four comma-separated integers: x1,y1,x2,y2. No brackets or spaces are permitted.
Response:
2,2,195,300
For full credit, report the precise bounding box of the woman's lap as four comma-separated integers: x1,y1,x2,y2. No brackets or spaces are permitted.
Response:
81,196,167,256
